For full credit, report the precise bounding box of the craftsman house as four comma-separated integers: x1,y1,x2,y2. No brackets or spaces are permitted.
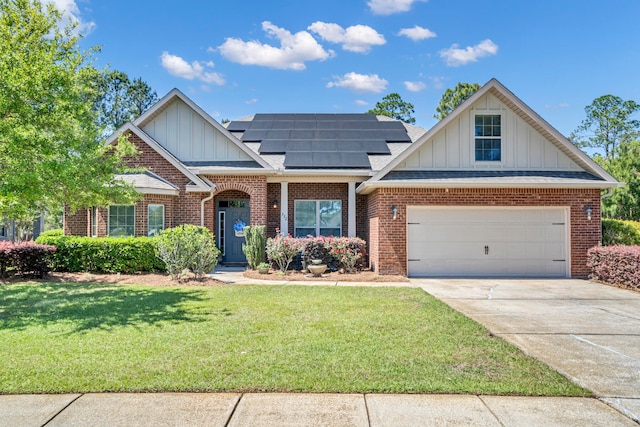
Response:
64,79,620,277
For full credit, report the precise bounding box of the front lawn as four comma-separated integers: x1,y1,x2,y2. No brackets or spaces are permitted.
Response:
0,282,588,395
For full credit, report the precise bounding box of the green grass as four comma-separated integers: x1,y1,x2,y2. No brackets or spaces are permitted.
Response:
0,282,589,396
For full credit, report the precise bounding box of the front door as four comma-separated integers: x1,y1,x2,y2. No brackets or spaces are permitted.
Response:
217,199,250,264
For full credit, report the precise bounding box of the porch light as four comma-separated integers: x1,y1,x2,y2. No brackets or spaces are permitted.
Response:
584,205,592,221
391,205,398,220
272,199,279,209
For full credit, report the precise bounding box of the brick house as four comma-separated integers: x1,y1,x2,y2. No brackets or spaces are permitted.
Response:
65,79,620,277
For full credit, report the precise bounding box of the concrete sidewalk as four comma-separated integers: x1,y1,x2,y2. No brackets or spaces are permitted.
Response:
2,392,636,426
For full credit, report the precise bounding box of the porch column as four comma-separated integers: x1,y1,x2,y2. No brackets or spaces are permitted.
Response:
348,181,356,237
280,181,288,236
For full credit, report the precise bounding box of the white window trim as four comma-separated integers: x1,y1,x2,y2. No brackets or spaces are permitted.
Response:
471,112,505,165
294,200,342,237
90,207,97,237
107,205,135,237
147,204,165,237
218,210,226,256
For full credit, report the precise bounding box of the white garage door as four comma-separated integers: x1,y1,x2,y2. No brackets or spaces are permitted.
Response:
407,207,568,277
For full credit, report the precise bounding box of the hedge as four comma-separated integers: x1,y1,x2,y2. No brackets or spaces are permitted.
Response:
35,235,165,273
587,245,640,291
0,241,56,278
602,219,640,246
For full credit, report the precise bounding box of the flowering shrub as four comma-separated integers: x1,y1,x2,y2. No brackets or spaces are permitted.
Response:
588,245,640,290
0,241,56,278
266,234,302,272
326,237,366,273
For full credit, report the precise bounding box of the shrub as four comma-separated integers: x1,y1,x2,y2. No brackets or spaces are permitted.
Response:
266,234,301,272
300,236,332,268
588,245,640,290
602,219,640,246
36,229,64,240
0,241,56,278
242,225,266,269
327,237,367,273
155,225,220,280
35,235,163,273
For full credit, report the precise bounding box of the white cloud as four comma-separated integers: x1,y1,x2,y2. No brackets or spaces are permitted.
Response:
429,76,445,89
46,0,96,35
308,22,385,53
398,25,436,41
326,72,388,93
439,39,498,66
354,100,369,106
218,21,334,70
245,98,258,105
160,52,225,85
368,0,426,15
545,103,570,109
404,81,426,92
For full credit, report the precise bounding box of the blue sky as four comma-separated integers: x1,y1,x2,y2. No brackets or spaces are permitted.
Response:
52,0,640,137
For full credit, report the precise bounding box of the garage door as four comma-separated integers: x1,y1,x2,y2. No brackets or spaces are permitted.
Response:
407,207,568,277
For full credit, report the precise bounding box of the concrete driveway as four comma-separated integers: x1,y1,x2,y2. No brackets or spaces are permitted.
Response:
413,278,640,423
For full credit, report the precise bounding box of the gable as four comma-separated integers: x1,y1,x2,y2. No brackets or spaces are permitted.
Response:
395,92,582,172
140,98,254,163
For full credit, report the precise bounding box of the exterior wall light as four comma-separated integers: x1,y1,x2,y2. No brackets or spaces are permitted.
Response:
272,200,279,209
584,205,592,221
391,205,398,220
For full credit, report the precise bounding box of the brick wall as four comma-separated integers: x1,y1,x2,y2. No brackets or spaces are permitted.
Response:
367,187,601,278
265,182,364,239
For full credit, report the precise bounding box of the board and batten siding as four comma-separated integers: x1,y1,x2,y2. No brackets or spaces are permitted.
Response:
141,98,253,163
396,93,582,171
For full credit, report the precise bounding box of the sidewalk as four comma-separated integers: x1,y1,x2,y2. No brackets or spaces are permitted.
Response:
2,392,636,426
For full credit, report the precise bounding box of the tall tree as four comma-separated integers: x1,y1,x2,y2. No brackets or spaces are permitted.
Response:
366,93,416,124
0,0,139,221
434,82,480,120
595,141,640,220
94,71,158,138
571,95,640,159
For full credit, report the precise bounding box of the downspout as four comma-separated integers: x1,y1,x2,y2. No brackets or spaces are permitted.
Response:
201,190,215,227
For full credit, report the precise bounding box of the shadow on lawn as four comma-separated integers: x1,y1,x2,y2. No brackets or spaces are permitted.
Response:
0,282,209,333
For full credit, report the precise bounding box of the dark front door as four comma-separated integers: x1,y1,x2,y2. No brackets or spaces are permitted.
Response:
217,200,250,264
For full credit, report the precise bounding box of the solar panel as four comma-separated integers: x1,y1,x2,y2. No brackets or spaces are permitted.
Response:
258,140,288,153
241,130,266,141
226,121,250,132
235,113,412,169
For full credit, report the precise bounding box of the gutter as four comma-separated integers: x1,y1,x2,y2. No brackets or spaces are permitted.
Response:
201,190,215,227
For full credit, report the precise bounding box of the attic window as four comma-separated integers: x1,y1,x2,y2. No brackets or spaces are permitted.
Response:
474,115,501,161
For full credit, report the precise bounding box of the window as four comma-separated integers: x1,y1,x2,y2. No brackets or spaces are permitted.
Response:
91,207,97,237
294,200,342,237
148,204,164,237
474,114,502,161
108,205,135,237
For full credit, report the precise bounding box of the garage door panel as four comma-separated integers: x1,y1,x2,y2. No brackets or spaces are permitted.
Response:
407,207,568,277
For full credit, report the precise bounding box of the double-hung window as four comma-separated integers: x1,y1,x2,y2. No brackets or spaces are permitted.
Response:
294,200,342,237
474,114,502,161
108,205,135,237
148,204,165,237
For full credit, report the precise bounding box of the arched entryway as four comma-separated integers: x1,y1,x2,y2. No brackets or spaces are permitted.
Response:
215,190,250,265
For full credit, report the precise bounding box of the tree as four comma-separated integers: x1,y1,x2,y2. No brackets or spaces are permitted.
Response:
571,95,640,159
366,93,416,124
0,0,139,222
595,141,640,220
94,70,158,138
434,82,480,120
